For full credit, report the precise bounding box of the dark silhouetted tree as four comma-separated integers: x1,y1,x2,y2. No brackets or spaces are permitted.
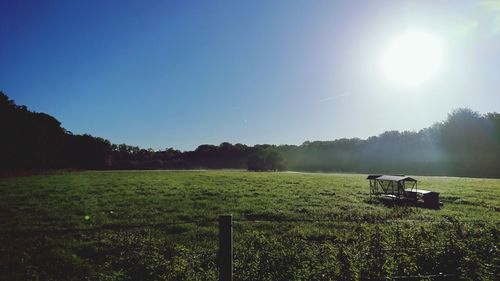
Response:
247,148,286,171
2,90,499,178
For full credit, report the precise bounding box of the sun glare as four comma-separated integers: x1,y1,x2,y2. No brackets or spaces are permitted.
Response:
380,31,445,87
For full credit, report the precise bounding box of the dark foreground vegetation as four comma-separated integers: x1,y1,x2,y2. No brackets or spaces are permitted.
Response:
0,171,498,280
2,91,500,177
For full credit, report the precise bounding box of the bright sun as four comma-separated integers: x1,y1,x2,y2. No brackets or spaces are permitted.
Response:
380,31,445,87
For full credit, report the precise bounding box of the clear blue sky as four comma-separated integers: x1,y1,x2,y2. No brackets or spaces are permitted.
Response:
1,0,499,150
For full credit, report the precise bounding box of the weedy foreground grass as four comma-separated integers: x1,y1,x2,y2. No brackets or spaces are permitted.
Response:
0,171,499,280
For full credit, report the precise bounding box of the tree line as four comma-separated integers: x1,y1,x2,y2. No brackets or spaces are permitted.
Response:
1,91,499,177
1,92,111,171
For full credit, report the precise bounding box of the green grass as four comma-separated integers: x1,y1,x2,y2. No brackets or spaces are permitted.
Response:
0,171,499,280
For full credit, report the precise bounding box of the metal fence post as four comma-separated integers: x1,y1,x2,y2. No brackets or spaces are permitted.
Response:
219,214,233,281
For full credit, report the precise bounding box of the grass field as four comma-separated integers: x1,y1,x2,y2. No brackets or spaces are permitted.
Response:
1,171,499,280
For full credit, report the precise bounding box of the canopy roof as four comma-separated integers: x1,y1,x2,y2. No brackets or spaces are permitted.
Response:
366,175,417,182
